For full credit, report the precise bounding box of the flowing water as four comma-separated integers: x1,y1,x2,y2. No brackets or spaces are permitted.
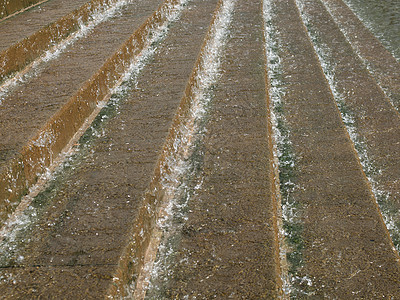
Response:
1,0,400,297
344,0,400,60
297,0,400,254
139,0,237,297
263,1,303,296
0,0,133,103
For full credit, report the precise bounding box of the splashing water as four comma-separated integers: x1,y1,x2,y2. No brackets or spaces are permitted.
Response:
0,0,191,271
319,0,400,111
0,0,132,104
342,0,400,61
263,0,315,297
295,0,400,256
130,0,237,298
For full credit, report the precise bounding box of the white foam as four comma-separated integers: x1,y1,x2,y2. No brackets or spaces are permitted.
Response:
0,0,132,104
263,0,315,297
0,0,190,270
321,0,399,110
296,0,400,254
137,0,237,297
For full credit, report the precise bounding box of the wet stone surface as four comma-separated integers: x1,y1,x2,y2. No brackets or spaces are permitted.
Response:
0,0,162,174
0,0,218,297
320,0,400,111
271,0,400,297
0,0,400,298
343,0,400,60
298,0,400,248
0,0,90,52
165,0,282,298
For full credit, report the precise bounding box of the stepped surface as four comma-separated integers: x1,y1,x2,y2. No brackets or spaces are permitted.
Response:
0,0,399,298
0,0,48,21
0,0,89,51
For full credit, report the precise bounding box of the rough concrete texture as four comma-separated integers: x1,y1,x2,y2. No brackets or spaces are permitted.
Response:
271,0,400,297
0,0,48,21
166,0,282,298
0,0,219,297
0,0,399,298
0,0,164,226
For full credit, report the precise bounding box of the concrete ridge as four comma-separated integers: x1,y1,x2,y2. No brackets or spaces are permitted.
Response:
0,0,49,21
0,0,128,84
0,0,398,297
262,0,290,295
320,0,400,111
271,0,400,296
110,0,284,297
298,0,400,255
0,0,188,228
107,0,238,297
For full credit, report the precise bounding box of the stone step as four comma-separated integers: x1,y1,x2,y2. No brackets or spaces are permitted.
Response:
321,0,400,110
269,0,400,297
0,0,399,297
0,0,220,297
297,0,400,261
0,0,49,21
0,0,178,227
0,0,89,52
162,0,282,297
0,0,131,83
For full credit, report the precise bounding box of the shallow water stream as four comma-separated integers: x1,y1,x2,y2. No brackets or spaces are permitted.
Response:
344,0,400,60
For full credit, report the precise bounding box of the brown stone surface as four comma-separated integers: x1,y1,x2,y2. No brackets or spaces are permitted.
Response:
321,0,400,110
0,0,90,79
0,0,49,21
0,0,164,225
0,0,88,51
166,0,282,298
271,0,400,297
0,266,114,299
0,0,161,170
0,0,218,297
299,0,400,243
0,0,399,298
